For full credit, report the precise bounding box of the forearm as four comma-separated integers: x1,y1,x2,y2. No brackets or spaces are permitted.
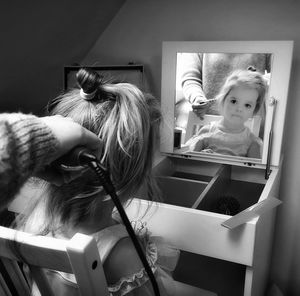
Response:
182,82,207,104
180,53,206,104
0,113,59,209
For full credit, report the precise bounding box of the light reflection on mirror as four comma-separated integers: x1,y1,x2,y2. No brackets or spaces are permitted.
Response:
174,52,272,160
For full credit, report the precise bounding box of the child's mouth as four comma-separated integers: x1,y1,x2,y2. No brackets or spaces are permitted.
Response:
232,114,242,119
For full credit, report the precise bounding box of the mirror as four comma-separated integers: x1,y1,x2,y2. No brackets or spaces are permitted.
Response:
160,41,293,167
175,52,271,160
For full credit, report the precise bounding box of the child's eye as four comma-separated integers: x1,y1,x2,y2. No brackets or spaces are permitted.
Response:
230,99,237,104
245,104,252,109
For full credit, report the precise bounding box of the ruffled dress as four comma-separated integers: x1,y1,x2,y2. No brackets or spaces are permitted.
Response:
31,221,180,296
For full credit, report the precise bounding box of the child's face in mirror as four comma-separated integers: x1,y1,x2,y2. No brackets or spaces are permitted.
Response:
222,85,258,128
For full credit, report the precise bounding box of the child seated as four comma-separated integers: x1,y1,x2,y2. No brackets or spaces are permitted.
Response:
15,68,181,296
186,67,267,158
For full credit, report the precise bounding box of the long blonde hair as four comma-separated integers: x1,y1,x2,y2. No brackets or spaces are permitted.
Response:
17,68,161,234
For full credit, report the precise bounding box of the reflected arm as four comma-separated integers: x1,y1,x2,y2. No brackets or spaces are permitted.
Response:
181,53,207,104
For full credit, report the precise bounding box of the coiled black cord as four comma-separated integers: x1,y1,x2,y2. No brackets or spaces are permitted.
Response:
77,150,160,296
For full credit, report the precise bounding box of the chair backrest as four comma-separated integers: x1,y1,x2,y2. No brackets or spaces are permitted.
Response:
185,111,262,143
0,226,109,296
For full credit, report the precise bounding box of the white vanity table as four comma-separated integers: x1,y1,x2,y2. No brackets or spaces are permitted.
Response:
125,41,293,296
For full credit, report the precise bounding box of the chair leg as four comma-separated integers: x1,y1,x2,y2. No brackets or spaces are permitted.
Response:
1,258,31,296
0,272,13,296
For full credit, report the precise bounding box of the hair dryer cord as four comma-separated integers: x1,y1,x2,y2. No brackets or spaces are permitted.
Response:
76,149,160,296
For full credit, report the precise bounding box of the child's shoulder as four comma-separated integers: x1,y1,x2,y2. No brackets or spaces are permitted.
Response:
248,130,263,144
104,236,144,284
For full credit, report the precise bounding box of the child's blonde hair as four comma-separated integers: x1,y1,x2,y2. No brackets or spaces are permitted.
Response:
17,68,161,234
217,67,267,115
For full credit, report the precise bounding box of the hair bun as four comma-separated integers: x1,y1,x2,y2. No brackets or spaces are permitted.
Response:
76,68,102,97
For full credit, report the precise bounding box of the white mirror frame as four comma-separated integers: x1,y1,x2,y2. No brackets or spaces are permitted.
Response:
160,41,293,168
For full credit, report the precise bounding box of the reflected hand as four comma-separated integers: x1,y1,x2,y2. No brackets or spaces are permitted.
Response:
191,97,211,119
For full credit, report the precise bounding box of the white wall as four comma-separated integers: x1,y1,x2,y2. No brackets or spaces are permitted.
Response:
83,0,300,294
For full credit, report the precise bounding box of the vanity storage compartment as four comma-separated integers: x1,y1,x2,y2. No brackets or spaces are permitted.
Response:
126,155,280,296
156,167,212,208
127,41,293,296
127,155,279,262
156,158,265,214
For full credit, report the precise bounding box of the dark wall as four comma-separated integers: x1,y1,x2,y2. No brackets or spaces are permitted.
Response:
0,1,125,115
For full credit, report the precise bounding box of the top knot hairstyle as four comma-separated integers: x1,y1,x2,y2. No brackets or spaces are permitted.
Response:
77,67,102,95
44,68,161,229
216,67,268,115
76,68,116,101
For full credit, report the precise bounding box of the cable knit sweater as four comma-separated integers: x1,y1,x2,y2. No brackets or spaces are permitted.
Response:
0,113,59,209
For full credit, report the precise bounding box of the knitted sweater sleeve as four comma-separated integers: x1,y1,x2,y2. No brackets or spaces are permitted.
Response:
180,53,206,104
0,113,59,209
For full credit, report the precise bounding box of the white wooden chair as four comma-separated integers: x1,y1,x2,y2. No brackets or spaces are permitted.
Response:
184,111,262,143
0,226,109,296
0,224,217,296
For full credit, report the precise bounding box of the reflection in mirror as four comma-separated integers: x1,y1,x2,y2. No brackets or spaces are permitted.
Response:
174,52,272,160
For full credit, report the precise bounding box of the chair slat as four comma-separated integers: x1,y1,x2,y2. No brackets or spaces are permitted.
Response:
67,233,109,296
0,226,109,296
1,257,31,296
0,226,72,272
0,272,12,296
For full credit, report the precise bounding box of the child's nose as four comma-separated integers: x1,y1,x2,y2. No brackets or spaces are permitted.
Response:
236,104,243,112
235,104,242,112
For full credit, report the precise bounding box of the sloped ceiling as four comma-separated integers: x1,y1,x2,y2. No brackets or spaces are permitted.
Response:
0,0,125,114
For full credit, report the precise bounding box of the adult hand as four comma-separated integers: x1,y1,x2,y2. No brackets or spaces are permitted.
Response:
191,97,210,119
35,115,102,185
